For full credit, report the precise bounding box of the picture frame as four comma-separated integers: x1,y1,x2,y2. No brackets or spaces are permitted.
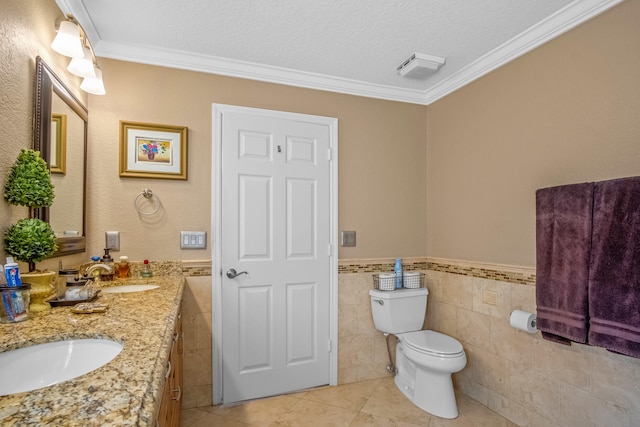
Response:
119,121,188,180
50,114,67,174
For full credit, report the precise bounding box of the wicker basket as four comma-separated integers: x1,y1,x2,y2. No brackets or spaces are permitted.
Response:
372,273,396,291
373,272,425,290
403,272,424,289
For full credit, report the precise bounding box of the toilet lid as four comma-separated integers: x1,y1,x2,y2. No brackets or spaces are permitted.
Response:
402,330,464,356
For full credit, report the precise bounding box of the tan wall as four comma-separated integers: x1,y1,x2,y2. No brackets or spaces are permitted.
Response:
0,0,89,269
426,0,640,267
85,60,428,262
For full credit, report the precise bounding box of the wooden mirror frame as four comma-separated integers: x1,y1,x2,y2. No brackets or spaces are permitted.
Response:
33,56,87,256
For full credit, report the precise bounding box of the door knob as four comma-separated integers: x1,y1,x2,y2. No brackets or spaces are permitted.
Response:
226,268,248,279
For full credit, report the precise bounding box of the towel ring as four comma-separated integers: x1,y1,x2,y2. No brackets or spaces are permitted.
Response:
134,189,161,215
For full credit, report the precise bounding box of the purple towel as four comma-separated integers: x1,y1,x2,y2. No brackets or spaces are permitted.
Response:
588,177,640,358
536,182,594,344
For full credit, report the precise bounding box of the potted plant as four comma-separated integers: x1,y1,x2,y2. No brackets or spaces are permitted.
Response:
3,149,58,311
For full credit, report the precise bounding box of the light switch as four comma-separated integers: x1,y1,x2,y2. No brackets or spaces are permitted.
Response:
180,231,207,249
340,231,356,247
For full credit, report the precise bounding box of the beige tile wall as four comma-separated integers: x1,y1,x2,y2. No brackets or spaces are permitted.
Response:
425,266,640,427
181,258,640,427
181,275,213,409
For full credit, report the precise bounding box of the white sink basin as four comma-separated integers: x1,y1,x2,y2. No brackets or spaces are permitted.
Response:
101,284,159,294
0,338,123,395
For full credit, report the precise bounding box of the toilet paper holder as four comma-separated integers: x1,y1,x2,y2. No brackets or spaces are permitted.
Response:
510,309,538,334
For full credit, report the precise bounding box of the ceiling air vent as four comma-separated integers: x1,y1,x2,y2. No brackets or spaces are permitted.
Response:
396,52,446,78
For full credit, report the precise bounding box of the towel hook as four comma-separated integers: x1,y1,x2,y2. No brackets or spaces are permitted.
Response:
134,188,162,215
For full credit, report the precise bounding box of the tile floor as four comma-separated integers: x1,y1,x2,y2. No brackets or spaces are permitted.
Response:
180,378,517,426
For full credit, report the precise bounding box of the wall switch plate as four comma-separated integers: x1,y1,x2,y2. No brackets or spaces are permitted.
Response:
180,231,207,249
105,231,120,251
340,231,356,247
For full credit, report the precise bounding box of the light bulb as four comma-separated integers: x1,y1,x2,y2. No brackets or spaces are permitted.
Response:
67,46,96,78
51,21,84,58
80,67,106,95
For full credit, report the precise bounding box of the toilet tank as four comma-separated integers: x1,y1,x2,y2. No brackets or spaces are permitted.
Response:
369,288,428,334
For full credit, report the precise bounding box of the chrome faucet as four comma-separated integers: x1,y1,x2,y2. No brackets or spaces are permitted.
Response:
84,263,113,282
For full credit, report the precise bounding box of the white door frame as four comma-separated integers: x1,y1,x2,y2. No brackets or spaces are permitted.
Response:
211,103,338,404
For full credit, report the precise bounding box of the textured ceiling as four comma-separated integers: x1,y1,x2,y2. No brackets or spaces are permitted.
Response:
56,0,622,104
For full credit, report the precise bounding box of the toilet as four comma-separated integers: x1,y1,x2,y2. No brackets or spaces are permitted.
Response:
369,287,467,419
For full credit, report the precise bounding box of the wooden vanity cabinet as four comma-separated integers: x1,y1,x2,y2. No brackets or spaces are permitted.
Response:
157,308,183,426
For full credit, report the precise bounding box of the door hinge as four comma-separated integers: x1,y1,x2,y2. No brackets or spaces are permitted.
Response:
328,339,332,352
328,244,332,257
327,148,332,161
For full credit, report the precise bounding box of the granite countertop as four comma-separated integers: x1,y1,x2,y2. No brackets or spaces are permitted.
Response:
0,275,184,426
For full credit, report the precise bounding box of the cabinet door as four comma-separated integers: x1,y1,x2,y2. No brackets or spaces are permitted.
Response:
170,312,183,426
157,358,172,426
157,309,182,427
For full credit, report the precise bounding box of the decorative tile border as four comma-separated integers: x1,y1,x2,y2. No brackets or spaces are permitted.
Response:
119,257,535,285
182,260,213,277
338,257,428,274
339,257,536,286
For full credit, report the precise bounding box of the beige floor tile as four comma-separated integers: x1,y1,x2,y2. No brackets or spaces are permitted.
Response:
464,405,519,427
192,411,250,426
303,379,381,411
360,378,432,425
350,411,423,426
270,399,358,426
429,414,476,427
181,407,208,425
182,378,516,427
213,394,301,425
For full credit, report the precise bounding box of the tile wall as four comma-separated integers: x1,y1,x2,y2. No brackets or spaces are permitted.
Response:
340,257,640,427
181,264,213,409
181,257,640,427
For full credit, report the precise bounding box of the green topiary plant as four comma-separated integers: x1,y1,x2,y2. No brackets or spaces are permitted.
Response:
3,149,57,272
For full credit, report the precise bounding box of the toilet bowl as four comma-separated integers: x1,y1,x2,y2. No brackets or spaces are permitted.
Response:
369,287,467,419
395,330,466,419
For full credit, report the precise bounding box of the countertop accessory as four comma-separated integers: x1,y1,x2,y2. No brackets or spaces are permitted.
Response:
0,284,31,323
48,290,100,307
71,302,109,314
134,188,162,215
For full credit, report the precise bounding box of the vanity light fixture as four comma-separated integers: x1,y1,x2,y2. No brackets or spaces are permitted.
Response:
51,16,105,95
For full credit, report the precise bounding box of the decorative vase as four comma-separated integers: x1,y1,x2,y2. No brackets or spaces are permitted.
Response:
21,271,56,312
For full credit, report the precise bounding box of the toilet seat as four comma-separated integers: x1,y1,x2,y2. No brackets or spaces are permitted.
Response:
401,330,464,358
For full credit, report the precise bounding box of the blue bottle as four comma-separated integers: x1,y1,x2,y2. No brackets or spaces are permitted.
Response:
394,258,403,289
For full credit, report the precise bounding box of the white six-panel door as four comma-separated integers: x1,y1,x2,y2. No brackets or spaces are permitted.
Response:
215,106,336,403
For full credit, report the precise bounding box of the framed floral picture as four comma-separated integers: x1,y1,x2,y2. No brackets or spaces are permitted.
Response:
119,121,188,180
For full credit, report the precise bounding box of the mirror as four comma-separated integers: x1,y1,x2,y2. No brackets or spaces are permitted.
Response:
33,56,87,256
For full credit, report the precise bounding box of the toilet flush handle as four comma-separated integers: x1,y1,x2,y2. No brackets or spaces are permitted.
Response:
373,299,384,305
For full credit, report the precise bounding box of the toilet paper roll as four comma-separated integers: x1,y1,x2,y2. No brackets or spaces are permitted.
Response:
510,309,537,333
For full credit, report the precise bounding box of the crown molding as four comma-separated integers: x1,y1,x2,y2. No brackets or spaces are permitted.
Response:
94,40,429,105
57,0,623,105
422,0,624,104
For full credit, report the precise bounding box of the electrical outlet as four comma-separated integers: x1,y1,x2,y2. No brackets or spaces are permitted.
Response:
105,231,120,251
180,231,206,249
340,231,356,247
